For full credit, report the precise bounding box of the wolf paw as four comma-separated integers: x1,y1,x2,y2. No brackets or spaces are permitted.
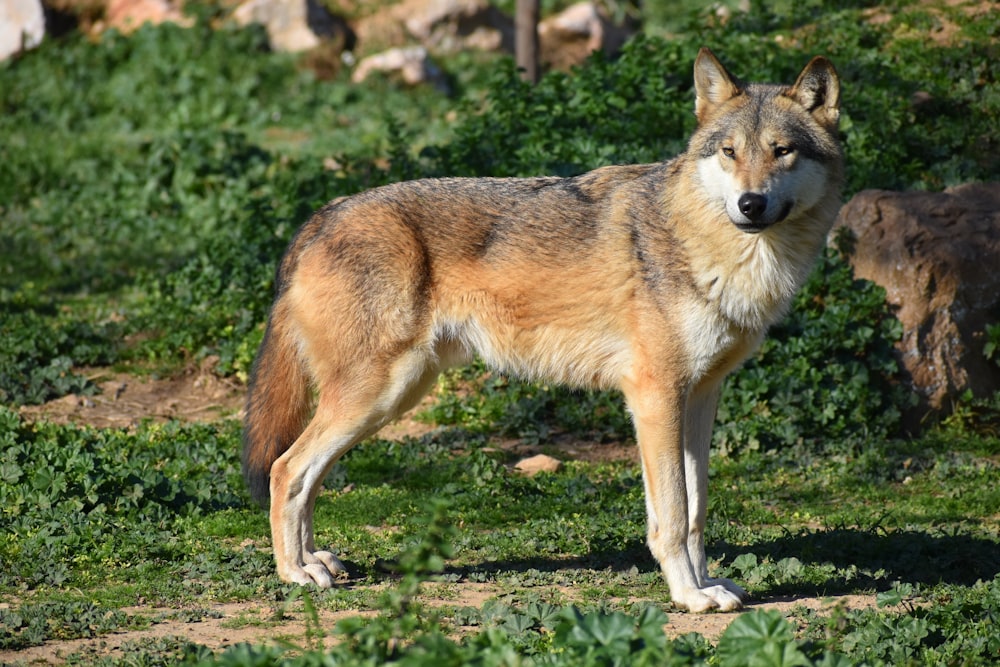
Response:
674,584,745,613
307,550,347,575
701,584,745,611
702,576,749,603
282,551,348,588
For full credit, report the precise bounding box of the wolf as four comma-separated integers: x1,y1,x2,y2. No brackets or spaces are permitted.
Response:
242,47,843,612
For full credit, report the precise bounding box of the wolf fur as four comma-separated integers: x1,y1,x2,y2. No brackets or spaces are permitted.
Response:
243,47,843,612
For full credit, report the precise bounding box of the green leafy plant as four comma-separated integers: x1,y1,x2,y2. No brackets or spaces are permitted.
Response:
0,289,119,405
715,249,912,455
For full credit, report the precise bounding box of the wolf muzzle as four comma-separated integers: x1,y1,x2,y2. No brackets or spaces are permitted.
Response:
734,193,793,233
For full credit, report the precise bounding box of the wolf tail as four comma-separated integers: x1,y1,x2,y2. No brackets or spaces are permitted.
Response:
242,299,311,507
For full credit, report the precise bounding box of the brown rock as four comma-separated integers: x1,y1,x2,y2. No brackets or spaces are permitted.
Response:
352,0,631,68
232,0,352,53
355,0,512,54
833,183,1000,422
538,2,632,70
351,46,448,91
514,453,562,476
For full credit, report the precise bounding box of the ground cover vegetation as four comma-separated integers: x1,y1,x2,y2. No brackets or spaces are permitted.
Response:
1,0,999,664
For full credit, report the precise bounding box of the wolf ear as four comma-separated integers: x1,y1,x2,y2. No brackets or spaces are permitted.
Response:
788,56,840,127
693,47,743,123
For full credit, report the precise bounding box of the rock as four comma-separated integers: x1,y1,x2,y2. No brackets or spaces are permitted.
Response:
404,0,511,51
232,0,353,53
104,0,191,33
351,45,448,91
833,183,1000,422
355,0,512,54
514,453,562,476
538,2,632,70
0,0,45,61
352,0,631,67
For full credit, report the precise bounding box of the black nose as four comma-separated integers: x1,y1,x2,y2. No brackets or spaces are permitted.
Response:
738,193,768,221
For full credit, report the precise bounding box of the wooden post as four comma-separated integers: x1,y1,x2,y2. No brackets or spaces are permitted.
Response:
515,0,540,83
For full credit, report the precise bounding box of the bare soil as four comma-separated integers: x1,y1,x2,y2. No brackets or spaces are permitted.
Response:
7,370,880,664
18,361,246,429
2,587,882,665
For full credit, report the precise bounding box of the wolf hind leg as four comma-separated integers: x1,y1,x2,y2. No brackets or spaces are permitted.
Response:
300,480,348,579
269,414,360,588
271,350,442,588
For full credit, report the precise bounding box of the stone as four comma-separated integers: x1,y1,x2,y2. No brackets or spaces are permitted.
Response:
355,0,512,54
351,46,448,91
232,0,352,53
0,0,45,61
352,0,632,66
404,0,511,51
538,2,632,70
833,183,1000,422
514,453,562,476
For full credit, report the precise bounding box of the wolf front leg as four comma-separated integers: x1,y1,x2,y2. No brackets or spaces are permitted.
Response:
625,378,743,612
684,381,748,604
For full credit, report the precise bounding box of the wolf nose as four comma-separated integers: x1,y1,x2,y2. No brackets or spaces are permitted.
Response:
738,193,768,222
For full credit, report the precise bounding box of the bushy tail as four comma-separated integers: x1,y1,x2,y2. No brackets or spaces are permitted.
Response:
242,301,312,506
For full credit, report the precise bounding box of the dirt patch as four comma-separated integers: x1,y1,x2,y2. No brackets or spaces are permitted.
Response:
16,362,448,440
667,594,883,640
16,366,636,462
495,433,639,465
0,587,884,665
0,601,373,666
18,360,246,429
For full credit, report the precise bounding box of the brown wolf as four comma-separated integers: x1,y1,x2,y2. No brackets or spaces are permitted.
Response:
243,47,843,612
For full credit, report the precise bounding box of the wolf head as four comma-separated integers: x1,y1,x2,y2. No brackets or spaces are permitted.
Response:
689,48,843,234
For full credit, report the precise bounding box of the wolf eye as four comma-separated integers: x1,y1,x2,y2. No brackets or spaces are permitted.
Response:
722,146,736,159
774,146,794,158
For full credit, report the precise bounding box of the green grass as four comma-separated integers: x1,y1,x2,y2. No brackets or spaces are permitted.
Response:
2,0,1000,663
